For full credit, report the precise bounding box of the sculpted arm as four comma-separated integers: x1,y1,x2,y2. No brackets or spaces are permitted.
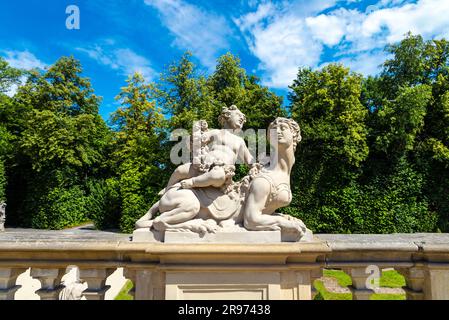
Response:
243,178,283,231
238,140,254,165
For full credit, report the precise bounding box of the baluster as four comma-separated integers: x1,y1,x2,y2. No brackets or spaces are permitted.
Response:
123,269,136,299
79,268,114,300
310,268,323,299
343,267,374,300
123,269,163,300
135,270,153,300
0,268,26,300
423,263,449,300
396,264,425,300
30,268,65,300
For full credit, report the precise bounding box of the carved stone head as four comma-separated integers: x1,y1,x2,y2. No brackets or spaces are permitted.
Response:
268,117,302,151
218,105,246,130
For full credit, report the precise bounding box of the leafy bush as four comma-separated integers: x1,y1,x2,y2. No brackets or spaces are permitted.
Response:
0,125,11,203
284,158,438,233
88,178,121,230
32,185,90,229
118,167,160,233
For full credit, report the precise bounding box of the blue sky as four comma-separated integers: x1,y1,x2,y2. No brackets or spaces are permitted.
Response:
1,0,449,120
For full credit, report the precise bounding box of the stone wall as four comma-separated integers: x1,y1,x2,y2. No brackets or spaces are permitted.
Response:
1,229,448,300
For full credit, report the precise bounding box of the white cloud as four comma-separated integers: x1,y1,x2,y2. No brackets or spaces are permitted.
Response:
235,0,449,88
145,0,232,69
361,0,449,42
76,44,156,81
306,14,346,46
246,16,323,87
2,50,47,70
330,0,449,53
235,1,335,88
1,50,47,97
236,2,276,31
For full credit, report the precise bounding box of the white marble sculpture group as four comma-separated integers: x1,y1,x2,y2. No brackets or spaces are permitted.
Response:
135,105,312,242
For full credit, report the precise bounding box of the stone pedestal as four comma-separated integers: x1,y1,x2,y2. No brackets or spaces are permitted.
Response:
132,228,314,243
130,227,322,300
129,240,329,300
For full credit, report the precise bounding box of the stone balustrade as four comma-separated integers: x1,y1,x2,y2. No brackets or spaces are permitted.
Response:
0,229,448,300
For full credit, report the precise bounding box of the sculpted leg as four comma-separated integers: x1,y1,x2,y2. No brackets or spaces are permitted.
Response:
274,213,307,234
135,201,160,229
152,191,201,232
152,207,199,231
181,166,226,189
158,164,197,196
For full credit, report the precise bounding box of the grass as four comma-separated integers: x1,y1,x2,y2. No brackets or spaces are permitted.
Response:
380,270,406,288
323,269,352,287
115,280,134,300
314,269,406,300
371,293,406,300
314,279,352,300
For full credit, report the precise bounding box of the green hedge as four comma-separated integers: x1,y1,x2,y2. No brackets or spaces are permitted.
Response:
282,159,438,233
0,160,5,202
32,185,90,229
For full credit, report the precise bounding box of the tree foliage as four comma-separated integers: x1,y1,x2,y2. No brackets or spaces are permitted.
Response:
4,57,110,228
0,57,21,93
0,34,448,233
104,73,167,232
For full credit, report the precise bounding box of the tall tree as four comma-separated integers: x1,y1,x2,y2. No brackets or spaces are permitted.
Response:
287,64,369,232
208,53,284,129
107,73,166,233
6,57,110,229
364,33,449,231
0,125,11,202
0,58,21,204
0,57,21,93
290,64,369,168
155,52,216,130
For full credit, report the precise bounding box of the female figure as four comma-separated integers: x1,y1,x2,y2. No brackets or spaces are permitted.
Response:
242,118,307,240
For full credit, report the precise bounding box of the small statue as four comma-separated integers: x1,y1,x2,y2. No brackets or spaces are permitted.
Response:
0,203,6,232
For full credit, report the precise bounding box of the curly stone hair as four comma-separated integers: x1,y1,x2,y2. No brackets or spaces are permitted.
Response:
218,105,247,127
268,117,302,150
